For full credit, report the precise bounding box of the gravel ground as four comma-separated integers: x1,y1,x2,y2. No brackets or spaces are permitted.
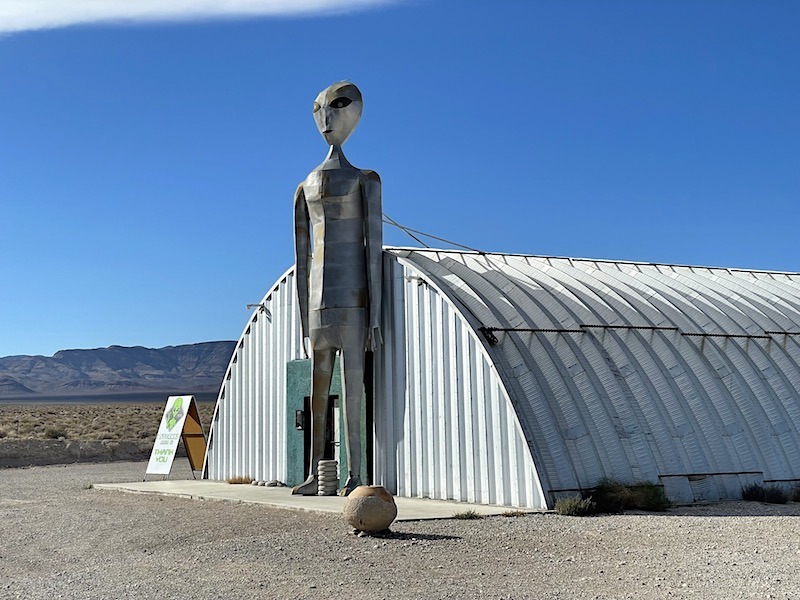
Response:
2,461,800,599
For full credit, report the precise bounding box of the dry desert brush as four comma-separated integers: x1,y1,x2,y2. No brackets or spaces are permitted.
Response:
587,478,670,513
742,483,788,504
555,496,597,516
226,475,255,485
763,485,789,504
791,486,800,503
452,510,484,520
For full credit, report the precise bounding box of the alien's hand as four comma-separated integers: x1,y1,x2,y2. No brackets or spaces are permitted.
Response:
367,326,383,351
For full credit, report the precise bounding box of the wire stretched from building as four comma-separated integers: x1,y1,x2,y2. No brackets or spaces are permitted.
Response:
382,213,482,252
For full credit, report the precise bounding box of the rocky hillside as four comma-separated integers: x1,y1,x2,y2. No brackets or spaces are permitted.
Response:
0,341,235,398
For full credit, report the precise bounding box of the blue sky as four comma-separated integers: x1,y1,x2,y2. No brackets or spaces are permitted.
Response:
1,0,798,358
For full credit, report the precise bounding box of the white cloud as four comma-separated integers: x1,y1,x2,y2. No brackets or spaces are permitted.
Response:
0,0,395,34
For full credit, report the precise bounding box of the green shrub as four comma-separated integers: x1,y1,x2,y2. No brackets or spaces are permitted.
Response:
44,427,67,439
556,496,596,516
588,478,629,513
627,482,671,511
587,478,669,513
452,510,484,520
742,483,788,504
790,486,800,503
741,483,766,502
763,485,788,504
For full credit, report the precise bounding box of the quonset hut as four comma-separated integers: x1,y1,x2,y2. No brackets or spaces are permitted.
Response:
202,248,800,509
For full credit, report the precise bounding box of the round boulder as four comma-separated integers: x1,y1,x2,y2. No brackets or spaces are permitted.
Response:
342,485,398,533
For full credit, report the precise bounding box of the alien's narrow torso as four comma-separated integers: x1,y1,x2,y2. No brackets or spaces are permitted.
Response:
303,165,368,311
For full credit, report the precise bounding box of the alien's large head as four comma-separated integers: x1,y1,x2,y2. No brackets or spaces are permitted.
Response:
313,81,363,147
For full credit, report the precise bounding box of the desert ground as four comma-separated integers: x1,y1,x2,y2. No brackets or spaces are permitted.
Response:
0,401,217,441
1,461,800,599
0,401,216,467
2,403,800,599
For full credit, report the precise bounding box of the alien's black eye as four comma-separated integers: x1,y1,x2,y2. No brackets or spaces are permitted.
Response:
330,97,352,109
313,101,321,113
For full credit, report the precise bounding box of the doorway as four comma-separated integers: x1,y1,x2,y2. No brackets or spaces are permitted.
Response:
302,395,339,477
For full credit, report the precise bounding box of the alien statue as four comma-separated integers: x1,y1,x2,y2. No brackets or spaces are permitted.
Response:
291,81,382,497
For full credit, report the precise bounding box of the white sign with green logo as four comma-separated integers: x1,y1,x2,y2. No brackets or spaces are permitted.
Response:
146,395,192,475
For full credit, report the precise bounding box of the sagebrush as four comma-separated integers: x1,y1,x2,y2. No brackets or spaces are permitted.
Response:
0,402,215,441
742,483,788,504
556,496,596,516
586,478,670,513
452,510,484,520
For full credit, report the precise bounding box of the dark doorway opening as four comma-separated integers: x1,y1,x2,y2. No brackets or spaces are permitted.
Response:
365,351,374,485
302,395,338,477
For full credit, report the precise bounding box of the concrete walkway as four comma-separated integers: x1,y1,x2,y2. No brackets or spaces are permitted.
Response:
95,480,535,521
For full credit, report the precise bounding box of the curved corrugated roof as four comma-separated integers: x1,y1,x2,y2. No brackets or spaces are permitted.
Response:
389,248,800,503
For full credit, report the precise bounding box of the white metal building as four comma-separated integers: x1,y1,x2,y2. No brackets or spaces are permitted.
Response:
203,249,800,509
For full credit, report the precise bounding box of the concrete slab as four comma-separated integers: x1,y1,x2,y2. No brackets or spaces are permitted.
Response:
94,480,538,521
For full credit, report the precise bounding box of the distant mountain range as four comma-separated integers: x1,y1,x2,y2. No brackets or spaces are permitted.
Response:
0,341,236,400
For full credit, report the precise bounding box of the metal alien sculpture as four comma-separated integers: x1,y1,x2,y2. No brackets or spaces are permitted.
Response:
291,81,382,496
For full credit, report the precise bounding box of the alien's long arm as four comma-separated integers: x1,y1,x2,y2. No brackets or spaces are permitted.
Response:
362,169,383,350
293,182,311,343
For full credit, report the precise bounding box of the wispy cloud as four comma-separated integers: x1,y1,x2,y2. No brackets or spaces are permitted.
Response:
0,0,395,34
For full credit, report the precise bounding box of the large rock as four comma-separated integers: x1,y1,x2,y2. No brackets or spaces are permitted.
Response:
342,485,397,533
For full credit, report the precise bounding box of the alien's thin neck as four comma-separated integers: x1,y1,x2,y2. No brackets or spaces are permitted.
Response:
320,145,353,170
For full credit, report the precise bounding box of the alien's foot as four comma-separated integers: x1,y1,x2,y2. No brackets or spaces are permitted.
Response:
338,476,362,497
291,475,319,496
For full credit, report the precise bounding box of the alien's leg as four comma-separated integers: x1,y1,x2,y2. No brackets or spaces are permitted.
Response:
291,344,336,495
338,323,368,496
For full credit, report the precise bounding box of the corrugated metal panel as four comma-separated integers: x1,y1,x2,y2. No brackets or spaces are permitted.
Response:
374,257,545,508
391,249,800,506
203,269,304,482
204,256,545,508
206,247,800,508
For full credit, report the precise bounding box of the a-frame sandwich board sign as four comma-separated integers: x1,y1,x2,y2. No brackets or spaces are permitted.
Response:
146,395,207,479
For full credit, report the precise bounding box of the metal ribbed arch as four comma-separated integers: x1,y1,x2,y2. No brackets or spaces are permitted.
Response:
524,259,724,491
520,260,700,480
556,264,736,446
393,249,800,505
205,248,800,507
403,253,638,494
376,256,545,508
552,258,800,496
466,259,611,488
203,269,305,482
536,260,728,490
418,253,687,495
738,271,798,311
606,264,800,483
478,257,637,488
669,268,772,334
394,252,576,498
